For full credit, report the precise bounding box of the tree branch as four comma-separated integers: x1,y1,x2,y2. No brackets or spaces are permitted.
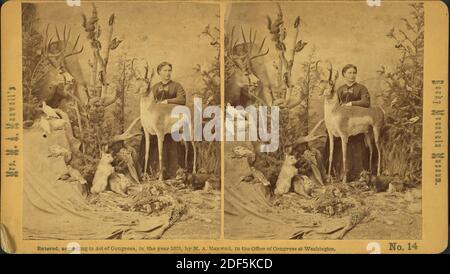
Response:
295,119,326,144
111,117,142,143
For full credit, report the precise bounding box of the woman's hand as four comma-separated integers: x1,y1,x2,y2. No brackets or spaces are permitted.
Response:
273,98,288,108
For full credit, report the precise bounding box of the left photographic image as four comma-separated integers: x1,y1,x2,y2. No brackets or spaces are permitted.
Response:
22,1,221,240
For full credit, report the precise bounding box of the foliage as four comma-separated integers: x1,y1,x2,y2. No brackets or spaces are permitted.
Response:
380,3,423,183
82,3,122,97
77,4,124,159
22,4,43,123
266,3,307,97
253,4,315,185
193,23,220,105
113,56,135,132
192,20,221,175
283,47,320,152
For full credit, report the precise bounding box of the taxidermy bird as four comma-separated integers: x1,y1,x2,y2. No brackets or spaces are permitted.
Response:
42,101,60,119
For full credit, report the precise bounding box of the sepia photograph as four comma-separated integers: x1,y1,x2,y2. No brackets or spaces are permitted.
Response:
21,1,221,240
0,0,446,254
224,1,424,240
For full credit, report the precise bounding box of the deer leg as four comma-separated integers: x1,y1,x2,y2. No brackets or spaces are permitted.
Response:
157,134,164,181
143,130,150,177
341,136,348,183
327,131,334,183
183,141,189,169
192,141,197,174
373,127,381,176
364,133,373,174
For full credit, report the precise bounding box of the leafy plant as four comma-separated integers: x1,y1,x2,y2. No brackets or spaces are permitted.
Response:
22,4,43,123
379,3,423,183
193,20,221,175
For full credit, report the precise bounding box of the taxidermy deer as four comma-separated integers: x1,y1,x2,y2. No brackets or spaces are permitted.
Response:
132,59,196,181
32,24,88,106
225,27,273,106
319,62,384,183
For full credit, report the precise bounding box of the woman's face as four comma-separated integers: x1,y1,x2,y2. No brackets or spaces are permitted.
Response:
159,65,172,81
343,68,357,83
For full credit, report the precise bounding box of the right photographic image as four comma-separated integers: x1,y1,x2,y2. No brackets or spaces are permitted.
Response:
224,2,423,240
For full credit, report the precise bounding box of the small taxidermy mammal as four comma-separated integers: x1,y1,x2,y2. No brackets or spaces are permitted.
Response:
91,150,114,194
274,154,298,195
359,170,395,193
292,175,313,198
176,168,210,190
109,173,131,196
388,180,404,193
67,165,87,185
204,176,221,191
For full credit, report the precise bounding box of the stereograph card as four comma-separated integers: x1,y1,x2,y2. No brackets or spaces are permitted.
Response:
0,0,447,254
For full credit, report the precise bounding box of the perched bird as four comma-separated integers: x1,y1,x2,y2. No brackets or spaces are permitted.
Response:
405,116,420,124
279,27,287,41
110,38,122,50
294,40,307,52
67,165,87,185
48,145,72,163
231,146,255,163
81,14,97,33
251,167,270,186
38,117,51,135
42,101,59,119
50,118,69,129
96,25,102,39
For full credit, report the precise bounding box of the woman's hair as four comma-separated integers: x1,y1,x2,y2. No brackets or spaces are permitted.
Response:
157,62,172,74
342,64,357,76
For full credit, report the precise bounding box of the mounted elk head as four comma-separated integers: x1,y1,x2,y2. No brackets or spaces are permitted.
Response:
226,27,272,106
31,24,88,107
42,25,84,72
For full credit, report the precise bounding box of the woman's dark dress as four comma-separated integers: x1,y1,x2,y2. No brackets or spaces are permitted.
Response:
324,82,376,181
138,80,187,179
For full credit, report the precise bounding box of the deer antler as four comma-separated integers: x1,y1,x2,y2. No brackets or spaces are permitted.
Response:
316,60,338,86
327,62,333,82
249,37,268,61
41,24,83,60
226,26,244,69
226,26,236,57
239,27,269,61
64,29,84,59
131,58,153,81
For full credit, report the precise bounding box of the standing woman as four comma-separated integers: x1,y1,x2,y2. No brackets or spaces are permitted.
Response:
324,64,373,182
139,62,186,179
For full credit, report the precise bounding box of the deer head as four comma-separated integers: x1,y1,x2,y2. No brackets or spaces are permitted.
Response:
226,26,269,90
42,24,84,71
131,58,155,96
316,61,339,99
